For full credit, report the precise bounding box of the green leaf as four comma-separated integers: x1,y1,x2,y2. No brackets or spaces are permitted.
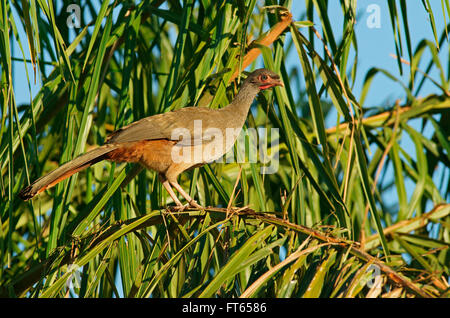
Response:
198,225,274,297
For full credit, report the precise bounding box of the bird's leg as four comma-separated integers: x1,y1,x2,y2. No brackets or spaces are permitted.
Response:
160,178,185,210
169,181,204,209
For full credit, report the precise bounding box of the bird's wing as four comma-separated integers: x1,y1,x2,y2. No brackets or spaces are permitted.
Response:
105,107,221,145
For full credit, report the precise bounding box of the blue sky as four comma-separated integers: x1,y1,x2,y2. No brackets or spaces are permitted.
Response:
285,0,448,106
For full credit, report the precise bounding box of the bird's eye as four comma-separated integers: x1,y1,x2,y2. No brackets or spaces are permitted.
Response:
260,74,268,81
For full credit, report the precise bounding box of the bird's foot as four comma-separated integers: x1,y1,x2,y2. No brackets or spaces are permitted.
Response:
188,200,204,210
166,201,204,212
167,204,189,212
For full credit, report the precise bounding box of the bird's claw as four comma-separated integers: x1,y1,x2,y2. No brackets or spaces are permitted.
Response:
188,200,204,210
166,200,204,212
168,204,189,212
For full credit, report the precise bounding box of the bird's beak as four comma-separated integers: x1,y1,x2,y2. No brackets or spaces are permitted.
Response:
259,77,284,90
271,78,284,87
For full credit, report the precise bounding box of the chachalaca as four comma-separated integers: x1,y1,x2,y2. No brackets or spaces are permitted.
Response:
18,68,283,209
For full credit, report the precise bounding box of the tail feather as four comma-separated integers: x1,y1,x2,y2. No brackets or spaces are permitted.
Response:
18,145,118,201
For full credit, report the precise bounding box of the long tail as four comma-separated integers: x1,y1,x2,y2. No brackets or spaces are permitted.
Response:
18,145,119,201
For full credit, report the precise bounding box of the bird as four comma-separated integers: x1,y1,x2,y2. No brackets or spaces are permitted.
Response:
18,68,283,209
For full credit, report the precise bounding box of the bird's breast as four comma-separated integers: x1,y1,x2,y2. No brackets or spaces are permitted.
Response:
171,126,243,164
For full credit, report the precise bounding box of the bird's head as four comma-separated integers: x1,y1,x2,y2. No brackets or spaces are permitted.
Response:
244,68,283,90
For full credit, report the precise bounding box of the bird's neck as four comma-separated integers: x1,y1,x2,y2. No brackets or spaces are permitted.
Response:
225,83,259,118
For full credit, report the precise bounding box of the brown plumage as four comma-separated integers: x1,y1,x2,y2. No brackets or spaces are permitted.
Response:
18,68,283,209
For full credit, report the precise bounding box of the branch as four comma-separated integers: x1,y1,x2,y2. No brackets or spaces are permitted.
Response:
2,206,439,298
